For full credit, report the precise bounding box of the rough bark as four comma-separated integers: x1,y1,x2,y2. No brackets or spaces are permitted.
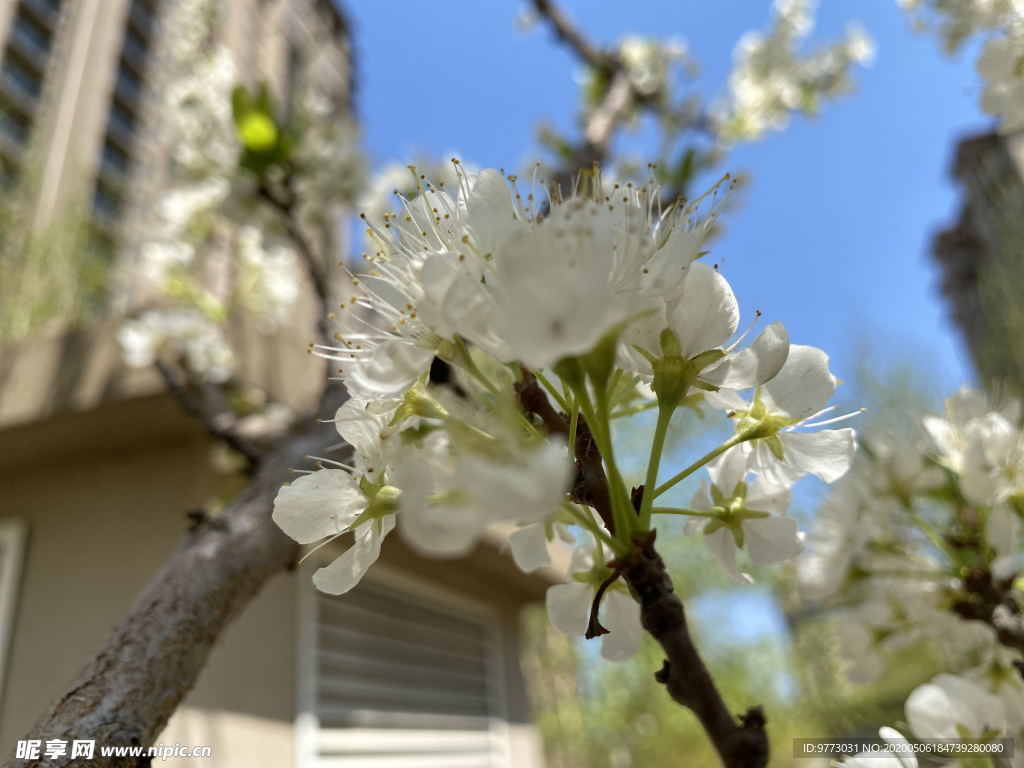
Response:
7,390,345,768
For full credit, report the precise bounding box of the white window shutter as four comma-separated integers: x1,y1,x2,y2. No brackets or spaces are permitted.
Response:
302,576,509,768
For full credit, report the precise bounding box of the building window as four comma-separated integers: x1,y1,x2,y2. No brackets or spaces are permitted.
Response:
300,575,509,767
102,138,130,174
32,0,63,16
121,23,150,68
108,97,137,140
0,107,29,146
11,8,53,59
115,66,143,102
93,179,122,218
2,55,41,100
0,519,28,703
127,0,156,39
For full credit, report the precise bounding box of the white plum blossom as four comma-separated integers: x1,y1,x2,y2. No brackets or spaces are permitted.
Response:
274,163,859,674
272,469,395,595
393,430,570,559
622,259,791,393
718,0,873,141
900,0,1023,51
707,344,858,486
115,0,360,382
235,226,301,328
546,534,643,661
329,167,738,391
830,585,962,684
800,387,1024,758
906,672,1009,740
862,432,946,502
618,35,689,99
685,449,801,584
979,32,1024,131
925,388,1024,507
900,0,1024,131
119,307,234,382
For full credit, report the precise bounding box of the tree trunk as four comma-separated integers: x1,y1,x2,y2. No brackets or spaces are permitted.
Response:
7,393,344,768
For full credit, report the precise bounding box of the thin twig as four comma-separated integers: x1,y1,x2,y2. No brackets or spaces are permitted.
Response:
256,179,331,335
154,359,261,472
585,569,620,639
529,0,616,74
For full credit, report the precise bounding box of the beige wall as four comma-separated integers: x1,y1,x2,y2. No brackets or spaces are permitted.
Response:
0,389,547,767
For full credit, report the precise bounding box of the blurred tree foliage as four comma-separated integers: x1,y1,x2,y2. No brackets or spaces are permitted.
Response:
0,168,115,345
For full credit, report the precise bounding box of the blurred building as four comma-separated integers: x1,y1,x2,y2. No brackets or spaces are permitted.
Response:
0,2,556,767
934,130,1024,393
0,0,350,250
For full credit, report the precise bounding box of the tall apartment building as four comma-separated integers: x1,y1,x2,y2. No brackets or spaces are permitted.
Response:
933,130,1024,394
0,0,351,258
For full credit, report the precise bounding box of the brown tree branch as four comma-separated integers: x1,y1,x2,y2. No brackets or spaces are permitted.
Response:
529,0,616,74
153,359,262,473
617,532,769,768
6,388,347,768
515,370,614,532
515,371,769,768
256,177,331,332
953,565,1024,657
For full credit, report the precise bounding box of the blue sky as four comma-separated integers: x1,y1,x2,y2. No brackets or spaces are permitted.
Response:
337,0,997,661
345,0,989,399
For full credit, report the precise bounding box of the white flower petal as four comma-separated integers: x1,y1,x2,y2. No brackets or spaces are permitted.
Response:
906,674,1006,739
639,229,700,296
779,428,856,483
761,344,837,419
508,523,551,573
702,322,790,389
600,590,643,661
705,527,753,584
745,516,802,565
744,476,791,514
398,497,484,558
546,582,592,638
343,339,433,398
313,516,395,595
707,447,748,496
668,262,739,359
465,169,516,253
272,469,365,544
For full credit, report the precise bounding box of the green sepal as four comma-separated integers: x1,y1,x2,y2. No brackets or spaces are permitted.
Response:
344,484,400,533
580,325,623,388
553,356,586,392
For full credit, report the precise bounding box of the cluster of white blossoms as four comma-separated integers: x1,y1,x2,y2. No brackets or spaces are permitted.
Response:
273,163,857,659
801,388,1024,763
901,0,1024,131
717,0,874,141
844,664,1024,766
618,35,691,100
117,0,362,383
